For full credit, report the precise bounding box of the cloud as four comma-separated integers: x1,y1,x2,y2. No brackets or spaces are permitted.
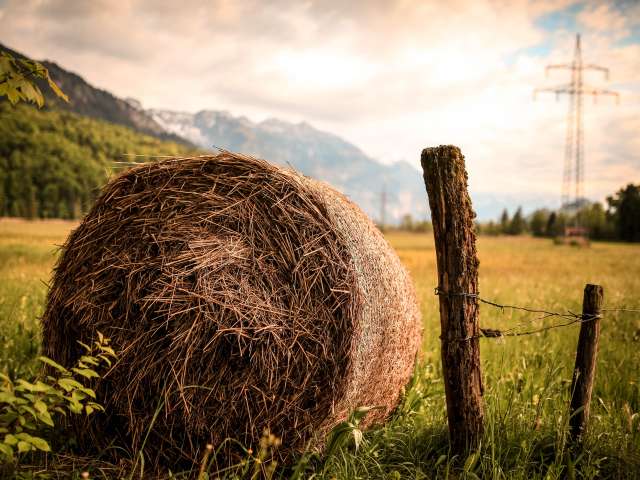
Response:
0,0,637,209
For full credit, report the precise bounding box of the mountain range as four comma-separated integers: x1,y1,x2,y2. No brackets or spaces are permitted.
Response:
148,109,429,223
2,42,546,221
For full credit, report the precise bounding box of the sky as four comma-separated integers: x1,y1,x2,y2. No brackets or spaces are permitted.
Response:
0,0,638,210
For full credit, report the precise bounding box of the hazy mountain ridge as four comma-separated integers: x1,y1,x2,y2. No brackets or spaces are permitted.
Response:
150,108,429,223
1,42,551,221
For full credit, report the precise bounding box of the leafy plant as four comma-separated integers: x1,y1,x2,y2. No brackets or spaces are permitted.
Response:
0,332,115,466
0,51,68,107
324,406,378,460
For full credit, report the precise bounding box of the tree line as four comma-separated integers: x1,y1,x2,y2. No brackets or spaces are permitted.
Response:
0,103,197,219
2,99,638,243
477,185,640,242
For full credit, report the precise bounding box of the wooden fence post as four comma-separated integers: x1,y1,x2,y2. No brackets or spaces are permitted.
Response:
570,283,603,441
420,145,484,453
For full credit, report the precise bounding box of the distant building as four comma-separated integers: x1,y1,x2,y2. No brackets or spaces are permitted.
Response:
556,225,590,247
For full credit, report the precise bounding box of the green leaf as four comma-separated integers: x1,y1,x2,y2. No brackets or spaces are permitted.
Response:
463,451,479,473
79,387,97,399
0,56,14,75
27,436,50,452
97,354,113,367
71,368,99,379
0,412,18,424
34,381,55,392
5,85,23,105
101,346,116,357
58,377,84,392
39,356,70,374
65,397,83,414
19,81,44,107
17,440,32,453
87,402,104,413
19,405,38,420
4,433,18,446
33,400,48,414
46,74,69,102
0,392,17,404
79,356,100,366
37,409,54,427
16,379,51,393
324,422,356,459
0,443,13,459
71,390,87,402
348,405,379,425
18,416,37,429
435,454,448,467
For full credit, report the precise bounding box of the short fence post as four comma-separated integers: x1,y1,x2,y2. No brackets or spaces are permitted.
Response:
570,283,604,441
420,145,484,453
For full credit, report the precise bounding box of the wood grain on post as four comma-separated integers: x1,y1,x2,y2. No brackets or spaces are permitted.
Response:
420,145,484,453
570,284,604,441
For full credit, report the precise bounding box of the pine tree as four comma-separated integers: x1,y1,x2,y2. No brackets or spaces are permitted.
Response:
499,209,510,234
509,207,525,235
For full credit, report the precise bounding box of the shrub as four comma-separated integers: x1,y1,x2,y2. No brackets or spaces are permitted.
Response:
0,333,115,469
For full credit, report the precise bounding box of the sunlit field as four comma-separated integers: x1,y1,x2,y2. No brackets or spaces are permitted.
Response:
1,219,639,479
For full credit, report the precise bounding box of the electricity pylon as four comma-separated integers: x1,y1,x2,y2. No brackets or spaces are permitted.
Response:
534,33,619,209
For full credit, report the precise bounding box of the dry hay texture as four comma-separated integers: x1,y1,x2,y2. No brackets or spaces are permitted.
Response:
42,152,422,466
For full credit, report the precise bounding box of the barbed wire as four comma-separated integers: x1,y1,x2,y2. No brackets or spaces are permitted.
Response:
601,308,640,313
434,287,638,342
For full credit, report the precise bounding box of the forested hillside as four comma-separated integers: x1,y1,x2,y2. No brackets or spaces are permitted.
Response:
0,103,198,218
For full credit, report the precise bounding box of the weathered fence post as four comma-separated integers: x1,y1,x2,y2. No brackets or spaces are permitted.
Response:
420,145,484,453
570,283,603,441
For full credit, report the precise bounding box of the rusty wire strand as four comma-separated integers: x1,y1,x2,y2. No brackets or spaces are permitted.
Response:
433,287,635,342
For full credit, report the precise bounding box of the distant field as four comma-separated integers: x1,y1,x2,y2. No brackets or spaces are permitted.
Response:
1,218,639,478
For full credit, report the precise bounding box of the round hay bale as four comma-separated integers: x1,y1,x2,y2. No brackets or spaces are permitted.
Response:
41,152,422,465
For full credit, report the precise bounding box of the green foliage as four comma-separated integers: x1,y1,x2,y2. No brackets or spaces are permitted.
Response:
545,210,567,237
0,52,68,107
324,406,377,460
393,214,432,233
0,103,198,219
529,209,550,237
483,207,527,236
576,202,615,240
508,206,526,235
477,220,501,236
479,188,640,243
607,184,640,242
500,208,510,233
0,333,115,469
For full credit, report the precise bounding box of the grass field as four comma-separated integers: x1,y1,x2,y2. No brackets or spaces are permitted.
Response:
1,218,639,479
